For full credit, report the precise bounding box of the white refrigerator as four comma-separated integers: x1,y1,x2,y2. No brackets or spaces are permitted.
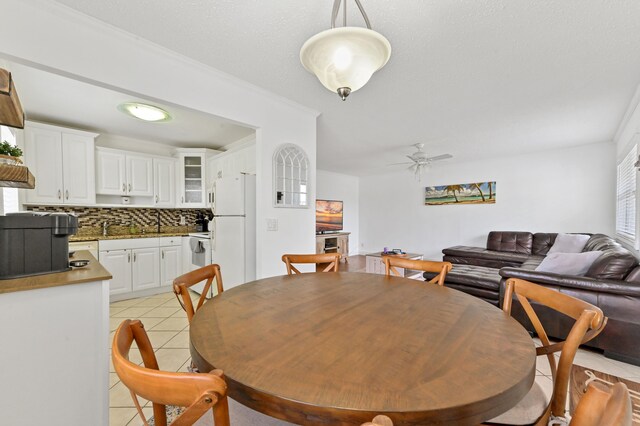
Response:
210,174,256,290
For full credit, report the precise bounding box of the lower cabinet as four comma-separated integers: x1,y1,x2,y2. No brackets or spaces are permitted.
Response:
315,232,350,259
160,246,181,287
99,249,132,295
99,237,182,297
131,248,160,291
99,248,160,294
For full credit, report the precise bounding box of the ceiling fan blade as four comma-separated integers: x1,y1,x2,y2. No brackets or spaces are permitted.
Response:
426,154,453,162
406,155,417,162
407,164,417,170
387,161,415,166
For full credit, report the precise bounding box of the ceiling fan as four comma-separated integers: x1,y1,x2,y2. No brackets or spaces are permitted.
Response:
389,143,453,181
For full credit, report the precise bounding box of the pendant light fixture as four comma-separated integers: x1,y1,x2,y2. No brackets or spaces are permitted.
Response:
300,0,391,101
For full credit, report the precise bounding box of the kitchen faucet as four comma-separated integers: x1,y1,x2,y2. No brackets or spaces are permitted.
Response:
102,221,110,237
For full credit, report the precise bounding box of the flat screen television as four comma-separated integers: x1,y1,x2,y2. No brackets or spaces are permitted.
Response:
316,199,343,233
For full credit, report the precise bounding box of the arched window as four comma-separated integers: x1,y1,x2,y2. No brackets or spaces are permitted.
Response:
273,144,310,208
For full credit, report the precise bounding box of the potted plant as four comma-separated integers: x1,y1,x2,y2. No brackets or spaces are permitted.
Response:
0,140,23,165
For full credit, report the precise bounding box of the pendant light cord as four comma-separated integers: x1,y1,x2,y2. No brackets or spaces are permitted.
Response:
331,0,372,29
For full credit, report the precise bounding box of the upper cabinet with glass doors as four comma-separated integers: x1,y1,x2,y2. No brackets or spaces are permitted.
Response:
175,148,219,208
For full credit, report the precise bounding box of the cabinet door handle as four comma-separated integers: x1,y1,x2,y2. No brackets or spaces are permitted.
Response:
161,250,164,259
122,183,126,193
155,195,159,203
58,189,62,199
65,190,69,200
128,253,131,263
128,183,132,192
133,253,137,262
181,196,184,204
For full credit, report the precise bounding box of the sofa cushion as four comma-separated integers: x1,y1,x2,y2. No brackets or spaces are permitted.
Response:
424,264,502,292
442,246,530,264
625,266,640,284
445,284,500,306
487,231,533,254
535,251,603,276
547,233,590,254
583,234,638,280
584,234,620,252
531,233,558,255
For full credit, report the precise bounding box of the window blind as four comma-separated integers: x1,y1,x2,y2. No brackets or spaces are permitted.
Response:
616,144,637,240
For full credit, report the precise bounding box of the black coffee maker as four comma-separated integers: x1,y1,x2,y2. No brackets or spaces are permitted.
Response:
0,212,78,279
195,212,209,232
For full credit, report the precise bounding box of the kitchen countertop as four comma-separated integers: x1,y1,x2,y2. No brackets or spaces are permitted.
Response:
0,251,112,294
70,232,190,242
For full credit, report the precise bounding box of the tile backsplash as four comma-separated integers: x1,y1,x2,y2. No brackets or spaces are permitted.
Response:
27,206,210,235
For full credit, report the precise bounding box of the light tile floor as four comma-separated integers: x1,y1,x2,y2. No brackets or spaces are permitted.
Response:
108,290,640,426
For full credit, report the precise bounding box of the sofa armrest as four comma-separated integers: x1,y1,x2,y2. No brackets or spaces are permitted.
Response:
499,267,640,297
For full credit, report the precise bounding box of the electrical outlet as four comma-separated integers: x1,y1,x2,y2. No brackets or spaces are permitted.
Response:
266,218,278,231
179,215,186,225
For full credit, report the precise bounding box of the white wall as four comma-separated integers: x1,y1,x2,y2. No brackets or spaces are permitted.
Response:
615,85,640,159
359,141,616,260
614,84,640,255
317,170,359,254
0,0,319,279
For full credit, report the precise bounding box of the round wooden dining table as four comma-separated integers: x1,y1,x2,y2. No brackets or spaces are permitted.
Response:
189,272,536,426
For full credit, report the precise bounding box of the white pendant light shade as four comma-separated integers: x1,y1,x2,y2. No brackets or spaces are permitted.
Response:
301,27,391,100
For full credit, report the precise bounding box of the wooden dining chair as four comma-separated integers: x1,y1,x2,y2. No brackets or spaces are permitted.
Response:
384,256,452,285
112,319,230,426
485,278,608,426
281,253,341,275
361,415,394,426
173,264,224,323
569,382,633,426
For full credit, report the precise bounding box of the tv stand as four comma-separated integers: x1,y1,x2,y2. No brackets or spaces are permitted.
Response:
316,232,350,262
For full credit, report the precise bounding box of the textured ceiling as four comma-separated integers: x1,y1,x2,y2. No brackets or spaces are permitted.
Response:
49,0,640,175
7,61,254,148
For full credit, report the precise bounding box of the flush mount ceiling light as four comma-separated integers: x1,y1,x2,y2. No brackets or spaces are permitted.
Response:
300,0,391,101
117,102,171,122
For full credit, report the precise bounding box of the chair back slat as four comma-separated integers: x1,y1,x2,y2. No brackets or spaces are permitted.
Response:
383,257,452,285
112,319,230,426
173,265,224,323
282,253,341,275
503,278,608,422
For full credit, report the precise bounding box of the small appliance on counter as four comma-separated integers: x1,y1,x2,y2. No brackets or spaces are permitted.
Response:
0,212,78,279
195,212,209,232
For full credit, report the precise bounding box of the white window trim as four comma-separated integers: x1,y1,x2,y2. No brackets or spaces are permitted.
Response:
616,142,638,248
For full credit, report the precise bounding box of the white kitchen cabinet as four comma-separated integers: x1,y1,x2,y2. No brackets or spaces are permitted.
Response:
96,148,154,197
99,249,132,295
176,148,218,208
160,245,181,287
154,158,176,207
95,149,126,195
62,133,97,204
100,237,182,298
23,122,97,205
126,155,154,196
132,247,160,291
207,142,256,182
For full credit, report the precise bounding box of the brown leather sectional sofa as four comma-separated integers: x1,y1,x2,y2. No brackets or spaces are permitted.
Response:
424,231,640,365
